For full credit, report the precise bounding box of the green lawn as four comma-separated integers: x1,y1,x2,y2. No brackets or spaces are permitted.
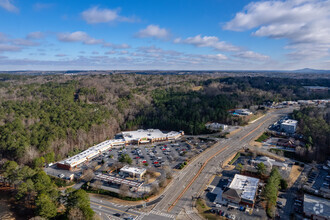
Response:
256,132,270,142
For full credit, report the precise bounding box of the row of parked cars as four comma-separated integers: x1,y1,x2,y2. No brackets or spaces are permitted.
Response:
293,198,303,214
211,208,236,219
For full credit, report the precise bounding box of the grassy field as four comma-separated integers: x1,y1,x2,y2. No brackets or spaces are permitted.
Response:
255,132,270,142
195,198,226,220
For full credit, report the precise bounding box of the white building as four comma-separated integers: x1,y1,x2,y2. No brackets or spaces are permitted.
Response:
221,174,260,208
251,156,288,170
205,123,228,131
57,129,184,170
120,165,146,180
120,129,183,144
304,194,330,219
234,109,252,115
280,119,298,134
57,139,125,170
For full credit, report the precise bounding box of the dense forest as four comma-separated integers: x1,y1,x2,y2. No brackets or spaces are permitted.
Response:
0,74,329,165
0,73,329,219
207,76,330,101
292,106,330,162
1,160,94,219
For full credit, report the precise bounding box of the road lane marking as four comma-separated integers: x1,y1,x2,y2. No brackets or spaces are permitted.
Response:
90,202,138,216
167,116,274,212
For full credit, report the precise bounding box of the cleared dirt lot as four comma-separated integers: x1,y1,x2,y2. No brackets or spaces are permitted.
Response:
288,165,302,187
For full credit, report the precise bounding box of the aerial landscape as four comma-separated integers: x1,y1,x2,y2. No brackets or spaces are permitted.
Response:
0,0,330,220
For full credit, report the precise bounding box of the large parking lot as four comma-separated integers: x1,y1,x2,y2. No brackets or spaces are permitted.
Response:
94,138,214,171
45,138,216,180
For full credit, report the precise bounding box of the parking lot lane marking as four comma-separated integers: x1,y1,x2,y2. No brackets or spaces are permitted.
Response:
90,202,138,217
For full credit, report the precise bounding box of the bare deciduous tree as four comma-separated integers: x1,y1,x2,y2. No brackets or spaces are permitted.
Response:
119,184,130,197
82,169,95,182
93,180,103,193
68,207,84,220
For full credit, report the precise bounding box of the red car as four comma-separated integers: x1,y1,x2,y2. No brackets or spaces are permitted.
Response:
142,160,147,163
154,161,159,164
135,156,140,159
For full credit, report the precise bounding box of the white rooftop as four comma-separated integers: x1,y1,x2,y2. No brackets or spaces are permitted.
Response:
304,194,330,218
121,129,181,142
281,119,298,126
58,129,183,168
229,174,259,201
59,139,125,167
120,165,146,175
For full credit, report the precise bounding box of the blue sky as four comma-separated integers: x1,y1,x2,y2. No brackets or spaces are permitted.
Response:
0,0,329,70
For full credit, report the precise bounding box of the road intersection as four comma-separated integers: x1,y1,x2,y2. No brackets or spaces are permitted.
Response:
90,108,293,220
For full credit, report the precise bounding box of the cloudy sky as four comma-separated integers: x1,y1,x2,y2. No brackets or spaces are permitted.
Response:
0,0,329,70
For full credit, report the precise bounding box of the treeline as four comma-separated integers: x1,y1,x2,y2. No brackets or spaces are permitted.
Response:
292,106,330,162
125,89,236,134
263,168,286,217
206,77,330,101
0,81,113,163
0,74,329,165
1,161,94,219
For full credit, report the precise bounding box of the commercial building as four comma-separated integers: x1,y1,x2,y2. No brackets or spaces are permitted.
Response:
94,173,143,192
234,109,252,116
221,174,259,208
57,129,184,170
304,194,330,220
205,123,228,131
251,156,288,170
280,119,298,134
57,139,125,170
119,129,184,145
120,165,146,180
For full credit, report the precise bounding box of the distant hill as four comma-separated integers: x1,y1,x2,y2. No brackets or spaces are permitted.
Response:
291,68,330,74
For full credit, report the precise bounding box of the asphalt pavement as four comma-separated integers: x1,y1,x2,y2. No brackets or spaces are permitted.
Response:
89,108,294,220
152,108,293,219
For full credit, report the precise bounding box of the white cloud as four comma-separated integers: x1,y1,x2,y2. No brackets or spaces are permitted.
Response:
57,31,103,45
137,45,182,56
234,51,270,61
12,39,39,46
174,35,240,52
26,31,44,39
81,6,135,24
224,0,330,60
0,32,40,52
0,0,19,13
0,44,21,52
103,42,130,49
200,54,228,60
136,25,170,39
